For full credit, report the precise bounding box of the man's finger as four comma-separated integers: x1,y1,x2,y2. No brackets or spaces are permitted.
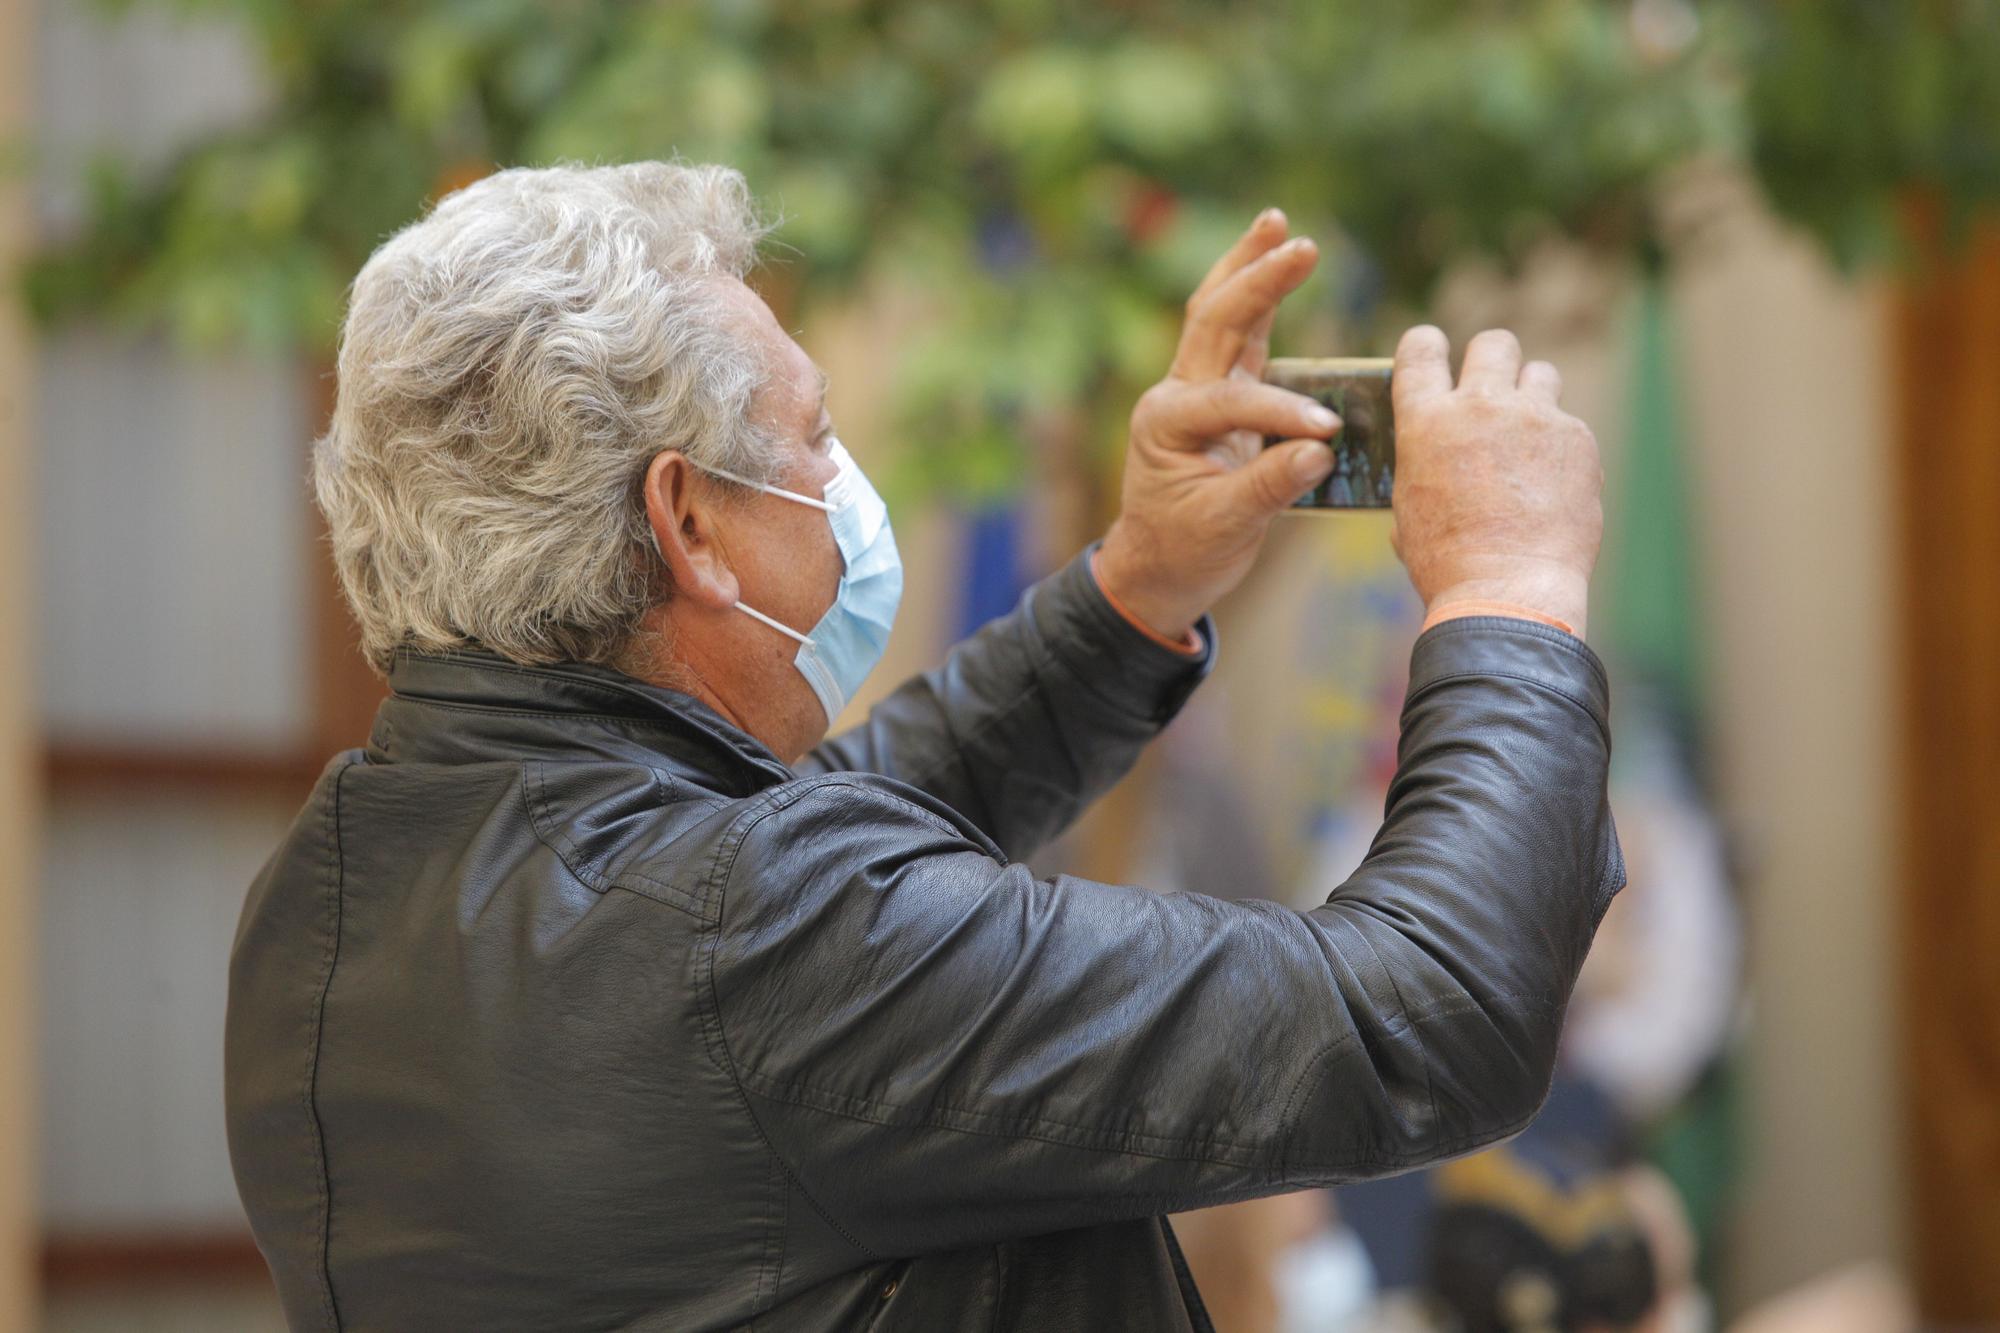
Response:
1187,207,1289,309
1171,237,1318,381
1393,325,1453,414
1460,328,1522,395
1144,377,1339,449
1238,306,1278,379
1520,359,1562,405
1229,437,1335,516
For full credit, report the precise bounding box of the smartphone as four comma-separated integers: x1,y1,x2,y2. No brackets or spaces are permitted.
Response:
1262,357,1395,510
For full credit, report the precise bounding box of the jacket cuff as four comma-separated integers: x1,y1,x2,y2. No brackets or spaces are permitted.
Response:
1027,542,1217,725
1406,615,1611,740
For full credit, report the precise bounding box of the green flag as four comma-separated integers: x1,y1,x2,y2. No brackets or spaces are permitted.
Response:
1602,277,1706,720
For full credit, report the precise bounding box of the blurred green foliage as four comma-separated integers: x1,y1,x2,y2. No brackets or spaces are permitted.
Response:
1741,0,2000,262
18,0,2000,501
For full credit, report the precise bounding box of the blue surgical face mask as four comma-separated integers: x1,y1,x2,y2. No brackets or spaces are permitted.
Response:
686,439,903,726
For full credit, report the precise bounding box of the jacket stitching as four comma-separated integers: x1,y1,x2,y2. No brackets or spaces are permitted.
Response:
772,1154,791,1306
526,761,607,879
303,760,354,1330
730,990,1553,1182
736,980,1560,1160
733,1065,1268,1165
519,762,709,919
756,1145,783,1309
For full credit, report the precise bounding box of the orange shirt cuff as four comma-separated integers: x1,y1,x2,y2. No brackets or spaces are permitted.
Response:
1421,599,1576,638
1089,550,1205,657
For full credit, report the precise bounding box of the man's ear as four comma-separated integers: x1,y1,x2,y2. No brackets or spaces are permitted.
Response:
642,450,739,611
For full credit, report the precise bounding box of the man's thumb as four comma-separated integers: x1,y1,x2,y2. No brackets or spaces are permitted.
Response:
1237,439,1334,513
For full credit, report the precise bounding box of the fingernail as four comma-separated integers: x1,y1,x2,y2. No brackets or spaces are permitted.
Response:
1259,206,1284,226
1306,404,1339,430
1294,441,1335,482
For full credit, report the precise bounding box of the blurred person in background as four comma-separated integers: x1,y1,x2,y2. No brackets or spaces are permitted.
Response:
225,160,1619,1330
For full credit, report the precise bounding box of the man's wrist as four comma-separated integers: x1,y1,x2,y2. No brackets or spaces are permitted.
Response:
1091,530,1203,654
1423,571,1588,640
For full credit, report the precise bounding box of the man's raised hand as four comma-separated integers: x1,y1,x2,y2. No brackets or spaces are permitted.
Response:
1390,325,1603,637
1096,209,1341,642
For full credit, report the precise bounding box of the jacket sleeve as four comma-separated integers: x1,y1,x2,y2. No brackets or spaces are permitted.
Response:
706,616,1624,1262
794,543,1214,862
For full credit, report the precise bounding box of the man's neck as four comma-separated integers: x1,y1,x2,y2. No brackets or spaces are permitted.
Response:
616,619,798,761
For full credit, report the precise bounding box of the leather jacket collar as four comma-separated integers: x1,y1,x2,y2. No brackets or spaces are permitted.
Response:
367,646,795,799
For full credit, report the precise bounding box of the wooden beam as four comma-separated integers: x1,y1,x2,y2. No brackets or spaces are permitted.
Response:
40,1231,270,1290
1894,197,2000,1324
42,744,324,798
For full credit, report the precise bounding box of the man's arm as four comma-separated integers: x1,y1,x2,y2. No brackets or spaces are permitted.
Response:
710,615,1621,1264
795,542,1214,861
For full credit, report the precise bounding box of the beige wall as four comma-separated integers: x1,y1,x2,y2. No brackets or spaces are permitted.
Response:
1670,193,1905,1307
0,0,43,1324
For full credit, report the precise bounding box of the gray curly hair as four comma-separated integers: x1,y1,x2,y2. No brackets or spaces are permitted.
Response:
313,160,778,674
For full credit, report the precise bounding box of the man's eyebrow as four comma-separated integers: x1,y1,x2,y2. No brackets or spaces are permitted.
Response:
813,367,831,416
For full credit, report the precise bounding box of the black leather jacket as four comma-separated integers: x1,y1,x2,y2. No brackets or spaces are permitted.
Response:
226,545,1622,1331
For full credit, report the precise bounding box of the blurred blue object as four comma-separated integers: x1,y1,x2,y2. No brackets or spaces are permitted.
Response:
956,502,1031,642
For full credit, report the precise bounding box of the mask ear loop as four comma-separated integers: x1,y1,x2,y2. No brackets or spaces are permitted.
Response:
703,464,836,513
733,600,813,646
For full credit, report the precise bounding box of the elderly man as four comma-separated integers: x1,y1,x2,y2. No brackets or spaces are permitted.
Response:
227,161,1618,1331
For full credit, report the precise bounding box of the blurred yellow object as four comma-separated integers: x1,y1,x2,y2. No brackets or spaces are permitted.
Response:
1435,1147,1635,1252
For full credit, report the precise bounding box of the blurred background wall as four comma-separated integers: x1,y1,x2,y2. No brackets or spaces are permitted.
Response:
1,0,43,1326
9,1,1998,1330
